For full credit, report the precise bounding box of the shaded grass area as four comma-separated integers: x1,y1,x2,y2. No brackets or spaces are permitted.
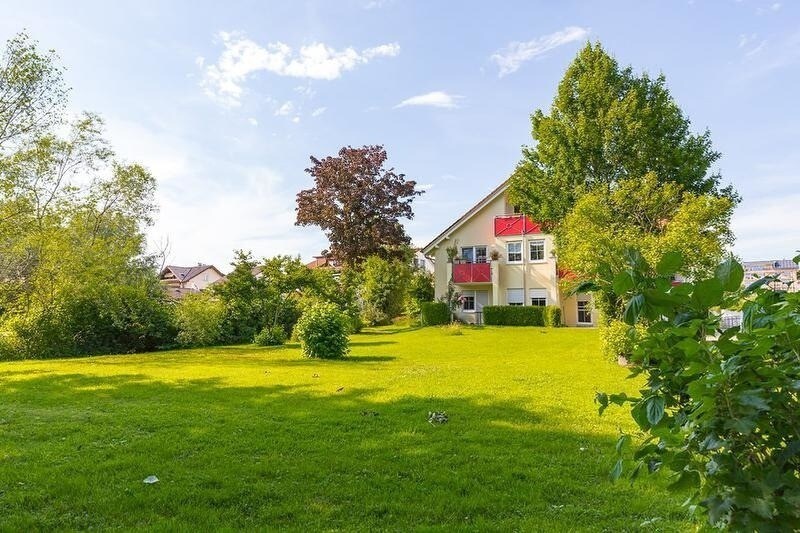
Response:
0,326,693,531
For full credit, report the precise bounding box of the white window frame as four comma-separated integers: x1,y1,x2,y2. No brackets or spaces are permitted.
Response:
460,290,488,313
529,288,547,307
461,245,488,264
577,299,592,324
507,288,524,306
506,241,523,264
528,239,546,263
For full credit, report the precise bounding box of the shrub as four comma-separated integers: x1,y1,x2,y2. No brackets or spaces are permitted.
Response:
254,325,286,346
294,302,349,359
360,256,411,325
544,305,562,327
597,252,800,529
441,323,463,336
483,306,544,326
420,301,449,326
599,319,643,361
175,292,225,347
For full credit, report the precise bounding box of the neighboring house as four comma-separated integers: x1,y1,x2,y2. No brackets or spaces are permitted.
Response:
412,248,435,273
421,180,596,326
306,254,338,270
742,259,799,292
159,264,225,299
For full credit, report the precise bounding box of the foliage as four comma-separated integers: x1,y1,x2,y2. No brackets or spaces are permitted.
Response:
559,174,735,321
483,306,545,326
294,302,349,359
254,325,287,346
599,319,644,362
438,280,461,322
420,301,450,326
213,251,274,343
407,269,435,304
295,145,423,266
359,255,411,326
596,252,800,530
175,292,225,347
544,305,562,327
508,42,734,224
441,323,463,336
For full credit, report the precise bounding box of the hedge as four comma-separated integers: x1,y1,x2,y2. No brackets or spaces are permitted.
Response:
483,305,545,326
544,305,562,327
420,301,450,326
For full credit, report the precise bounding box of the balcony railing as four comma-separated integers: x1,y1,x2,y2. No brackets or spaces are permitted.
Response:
453,261,491,283
494,215,541,237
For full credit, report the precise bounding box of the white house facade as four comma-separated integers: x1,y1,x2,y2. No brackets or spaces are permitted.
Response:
422,180,596,327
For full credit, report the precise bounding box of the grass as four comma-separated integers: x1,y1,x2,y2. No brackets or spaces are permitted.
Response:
0,326,694,531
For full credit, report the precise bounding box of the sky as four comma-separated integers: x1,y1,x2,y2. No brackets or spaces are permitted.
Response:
2,0,798,270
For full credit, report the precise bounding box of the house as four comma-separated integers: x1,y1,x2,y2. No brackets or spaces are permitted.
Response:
421,180,596,326
306,254,338,270
742,259,799,292
412,248,435,273
159,263,225,299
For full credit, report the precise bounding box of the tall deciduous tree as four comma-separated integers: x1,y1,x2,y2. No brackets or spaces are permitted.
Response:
508,42,735,224
295,145,422,266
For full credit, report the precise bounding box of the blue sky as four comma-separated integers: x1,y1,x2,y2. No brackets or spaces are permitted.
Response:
2,0,798,269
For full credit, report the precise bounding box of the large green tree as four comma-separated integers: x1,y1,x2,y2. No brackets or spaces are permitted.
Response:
508,42,735,224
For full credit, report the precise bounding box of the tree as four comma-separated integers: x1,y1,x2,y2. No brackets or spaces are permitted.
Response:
508,42,735,224
559,173,735,320
295,145,422,266
359,255,411,325
213,251,274,343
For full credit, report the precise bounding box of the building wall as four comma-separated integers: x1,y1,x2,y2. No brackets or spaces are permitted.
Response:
185,268,225,291
427,192,591,326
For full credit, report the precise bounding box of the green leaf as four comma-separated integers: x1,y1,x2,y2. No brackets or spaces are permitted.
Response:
667,469,700,492
645,396,665,426
794,252,800,265
612,271,635,295
692,279,724,309
714,256,744,292
631,402,651,430
615,434,631,455
743,275,776,294
609,459,623,482
656,251,683,276
623,294,645,325
623,248,648,270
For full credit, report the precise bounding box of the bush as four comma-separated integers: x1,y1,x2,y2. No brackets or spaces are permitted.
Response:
175,292,225,347
441,323,463,336
360,256,411,325
294,302,349,359
544,305,562,327
254,325,287,346
420,301,450,326
599,319,643,361
483,306,544,326
597,253,800,529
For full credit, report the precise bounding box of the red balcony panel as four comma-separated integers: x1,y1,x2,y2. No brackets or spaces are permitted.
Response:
453,262,491,283
494,215,542,236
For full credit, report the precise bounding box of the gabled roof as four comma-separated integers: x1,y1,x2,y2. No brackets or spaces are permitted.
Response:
160,264,224,283
421,179,510,254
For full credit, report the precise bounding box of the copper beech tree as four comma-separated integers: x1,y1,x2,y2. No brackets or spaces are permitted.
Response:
295,145,422,266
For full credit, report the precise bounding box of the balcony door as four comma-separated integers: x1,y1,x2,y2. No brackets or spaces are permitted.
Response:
461,246,487,264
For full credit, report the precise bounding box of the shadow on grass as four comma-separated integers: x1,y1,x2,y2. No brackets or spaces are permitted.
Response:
0,372,691,531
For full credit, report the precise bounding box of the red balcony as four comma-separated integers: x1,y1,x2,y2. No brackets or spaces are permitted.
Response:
494,215,541,236
453,262,491,283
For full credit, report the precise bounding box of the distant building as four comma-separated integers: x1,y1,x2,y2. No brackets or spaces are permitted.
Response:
742,259,799,292
306,254,339,270
159,264,225,298
412,248,435,273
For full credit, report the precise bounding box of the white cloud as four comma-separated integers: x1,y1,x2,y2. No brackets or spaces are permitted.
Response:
491,26,589,77
194,56,205,67
201,31,400,107
294,85,315,98
247,117,258,126
395,91,463,109
291,116,301,123
732,193,800,261
311,106,327,117
274,101,294,116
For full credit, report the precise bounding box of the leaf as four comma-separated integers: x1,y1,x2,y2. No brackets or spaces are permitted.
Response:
714,256,744,292
645,396,665,426
569,280,600,295
615,434,631,455
743,275,776,294
612,271,635,295
623,248,648,270
609,459,623,482
692,279,724,309
656,251,683,276
737,390,770,411
623,294,645,325
667,469,700,492
631,402,651,430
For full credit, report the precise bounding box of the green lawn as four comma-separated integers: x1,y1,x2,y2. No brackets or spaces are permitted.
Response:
0,326,693,531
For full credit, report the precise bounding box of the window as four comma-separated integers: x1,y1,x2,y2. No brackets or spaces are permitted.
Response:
506,241,522,263
460,290,488,313
460,245,487,263
507,288,524,306
529,239,545,262
577,299,592,324
513,205,522,214
529,288,547,307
